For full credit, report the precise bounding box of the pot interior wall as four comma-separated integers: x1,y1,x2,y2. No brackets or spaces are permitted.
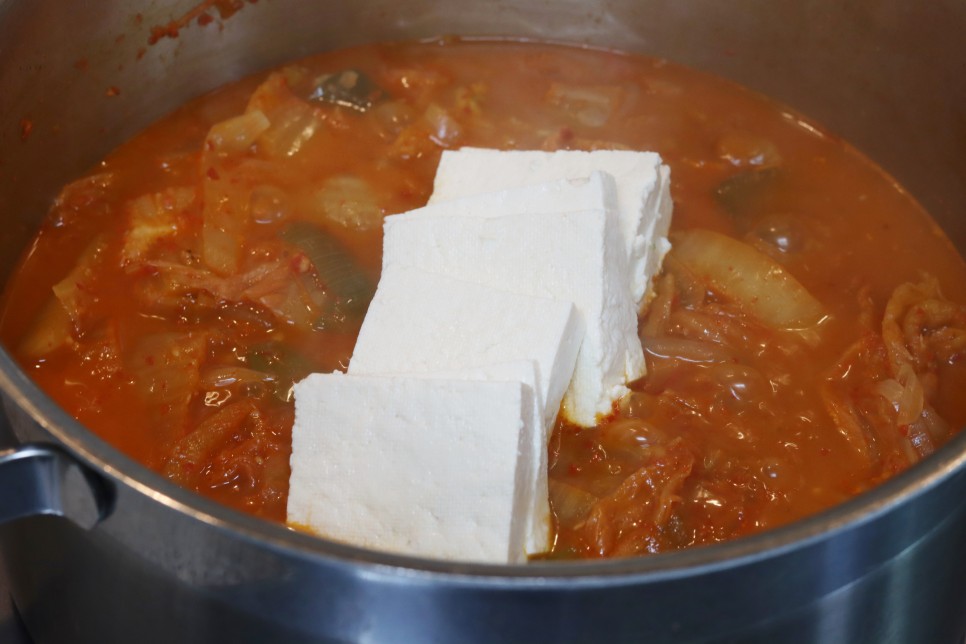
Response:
0,0,964,287
2,3,966,643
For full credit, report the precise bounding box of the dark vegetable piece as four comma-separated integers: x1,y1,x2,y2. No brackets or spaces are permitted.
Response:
713,167,781,221
308,69,385,113
278,222,375,329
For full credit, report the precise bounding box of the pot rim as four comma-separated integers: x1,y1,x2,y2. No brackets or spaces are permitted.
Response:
3,341,965,588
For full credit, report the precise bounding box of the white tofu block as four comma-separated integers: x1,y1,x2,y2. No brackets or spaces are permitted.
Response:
394,172,620,225
349,266,583,433
288,372,535,563
431,148,673,306
405,361,550,555
383,207,644,427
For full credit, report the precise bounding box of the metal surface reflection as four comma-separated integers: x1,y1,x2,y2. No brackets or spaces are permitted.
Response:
0,1,965,643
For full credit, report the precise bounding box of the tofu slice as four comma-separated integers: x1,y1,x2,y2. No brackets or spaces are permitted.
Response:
404,360,550,555
393,172,620,225
288,372,536,563
342,360,550,555
431,148,673,306
349,266,584,432
382,207,644,427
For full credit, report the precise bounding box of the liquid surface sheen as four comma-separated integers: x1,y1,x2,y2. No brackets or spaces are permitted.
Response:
3,40,966,560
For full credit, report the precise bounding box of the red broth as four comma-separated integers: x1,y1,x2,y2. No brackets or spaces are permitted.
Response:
3,39,966,559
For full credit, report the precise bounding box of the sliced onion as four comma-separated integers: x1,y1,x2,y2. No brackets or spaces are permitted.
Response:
671,228,825,330
920,406,950,439
51,236,109,334
245,72,321,159
128,332,207,441
873,378,904,411
423,103,461,146
644,335,734,364
121,187,195,265
260,101,319,158
18,297,72,358
200,171,245,275
206,110,271,156
163,400,261,485
894,364,925,426
640,274,675,338
370,100,416,138
710,363,770,408
617,391,657,419
549,479,598,524
546,82,618,128
200,366,278,389
307,175,383,230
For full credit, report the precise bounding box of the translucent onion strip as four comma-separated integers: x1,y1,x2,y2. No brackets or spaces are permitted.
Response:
672,228,826,330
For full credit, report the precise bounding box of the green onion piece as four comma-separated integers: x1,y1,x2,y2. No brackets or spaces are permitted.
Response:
279,222,375,330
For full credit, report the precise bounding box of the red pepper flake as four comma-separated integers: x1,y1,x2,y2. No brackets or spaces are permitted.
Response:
213,0,248,19
73,58,89,72
19,118,33,142
148,24,180,45
206,166,220,180
146,0,255,46
106,86,121,97
568,463,581,476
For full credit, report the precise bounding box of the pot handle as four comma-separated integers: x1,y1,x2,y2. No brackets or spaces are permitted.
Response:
0,443,113,530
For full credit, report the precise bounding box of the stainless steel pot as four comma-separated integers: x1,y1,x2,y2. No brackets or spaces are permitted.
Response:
1,1,965,642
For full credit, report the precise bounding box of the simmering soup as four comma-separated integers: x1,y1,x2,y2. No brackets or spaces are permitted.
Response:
3,39,966,560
